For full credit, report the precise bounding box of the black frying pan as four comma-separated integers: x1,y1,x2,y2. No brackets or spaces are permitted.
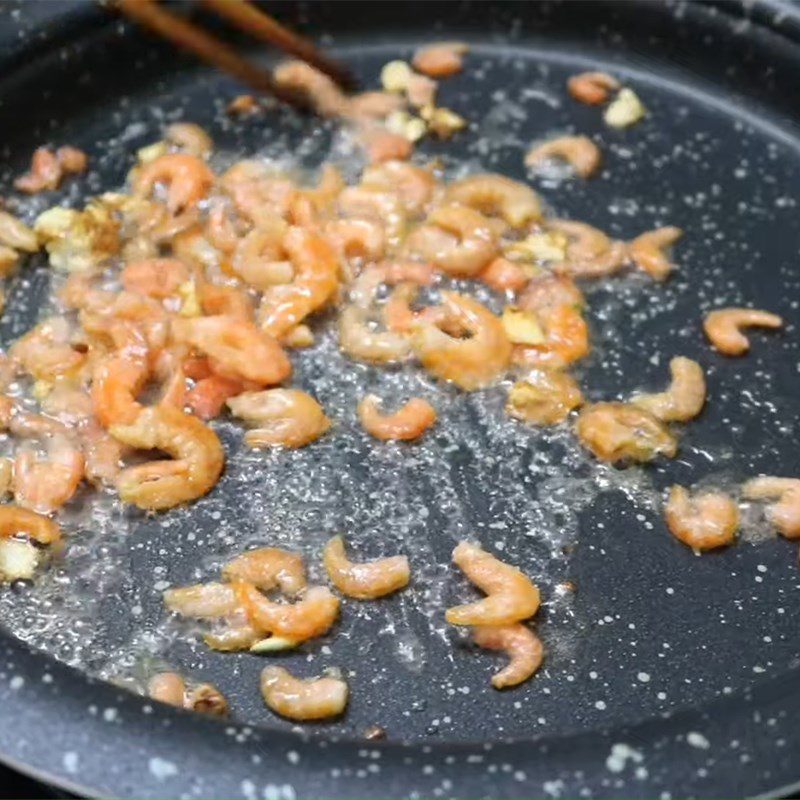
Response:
0,1,799,797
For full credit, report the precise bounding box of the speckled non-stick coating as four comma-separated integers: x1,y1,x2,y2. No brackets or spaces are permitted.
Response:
0,1,799,798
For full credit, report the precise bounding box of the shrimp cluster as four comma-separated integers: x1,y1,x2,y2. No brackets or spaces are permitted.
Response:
165,537,408,719
446,542,543,689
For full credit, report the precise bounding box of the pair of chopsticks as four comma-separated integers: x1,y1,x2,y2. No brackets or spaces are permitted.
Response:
115,0,354,108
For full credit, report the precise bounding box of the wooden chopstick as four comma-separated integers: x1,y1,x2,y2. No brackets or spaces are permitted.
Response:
200,0,356,91
115,0,326,109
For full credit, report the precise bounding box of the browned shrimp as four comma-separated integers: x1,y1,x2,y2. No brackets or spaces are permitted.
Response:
147,672,228,716
260,666,348,721
0,504,61,544
628,226,682,281
222,547,306,596
10,318,86,383
631,356,706,422
445,174,542,227
121,258,190,299
259,227,339,338
406,205,499,277
91,350,149,428
171,315,291,386
14,147,62,193
472,624,544,689
446,541,540,627
323,535,409,599
361,127,413,164
357,395,436,441
525,136,602,179
111,404,224,510
13,436,85,514
412,42,468,78
164,123,213,159
576,402,677,463
227,389,331,449
742,477,800,539
519,273,585,312
236,583,339,642
665,485,739,551
567,71,620,105
273,60,349,117
362,160,437,215
548,219,626,278
506,371,583,426
479,257,528,293
55,146,88,175
511,303,590,370
324,218,386,264
134,153,214,213
164,581,239,618
703,308,783,356
412,292,511,390
339,305,413,364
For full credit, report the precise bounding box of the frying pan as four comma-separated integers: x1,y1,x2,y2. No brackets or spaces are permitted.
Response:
1,0,799,797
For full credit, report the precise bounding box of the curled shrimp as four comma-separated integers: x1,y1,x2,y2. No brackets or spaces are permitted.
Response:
14,147,62,193
338,185,406,240
446,541,540,626
703,307,783,356
472,624,544,689
631,356,705,422
164,581,239,618
525,136,602,179
236,583,339,642
13,436,85,514
80,418,124,486
121,258,190,299
445,174,542,228
324,218,386,264
412,292,511,390
412,42,468,78
407,205,498,277
260,666,348,721
479,257,528,293
111,404,224,510
628,226,682,281
171,315,291,386
576,402,678,463
226,388,331,449
259,227,339,338
665,485,739,551
184,371,244,421
222,547,306,596
221,162,295,226
358,394,436,441
0,504,61,544
567,71,620,105
148,672,228,716
506,370,583,426
548,219,626,278
164,123,213,159
134,153,214,213
362,160,437,216
519,273,584,312
339,305,412,364
273,60,349,117
742,477,800,539
231,221,292,290
512,303,590,370
360,127,413,165
198,283,254,320
323,535,410,599
11,318,86,383
91,337,149,428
